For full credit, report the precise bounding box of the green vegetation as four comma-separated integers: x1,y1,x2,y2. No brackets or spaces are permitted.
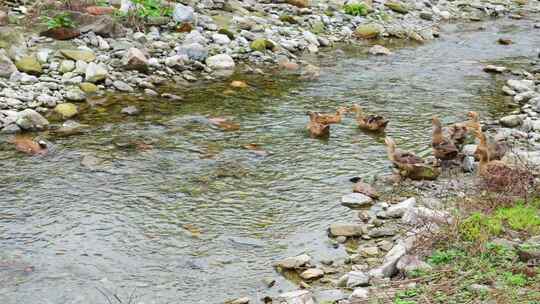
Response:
42,12,75,29
427,249,462,265
343,3,369,16
94,0,109,7
388,199,540,303
460,204,540,241
131,0,172,18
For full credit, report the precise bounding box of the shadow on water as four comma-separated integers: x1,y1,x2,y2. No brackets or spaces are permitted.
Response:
1,17,540,304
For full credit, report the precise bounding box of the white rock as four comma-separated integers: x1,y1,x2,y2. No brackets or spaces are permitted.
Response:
85,62,108,83
206,54,235,70
341,193,373,208
212,33,231,45
379,197,415,218
346,271,370,288
276,290,315,304
369,45,392,56
173,3,194,23
507,79,534,93
300,268,324,280
350,288,369,300
274,254,311,269
303,31,320,46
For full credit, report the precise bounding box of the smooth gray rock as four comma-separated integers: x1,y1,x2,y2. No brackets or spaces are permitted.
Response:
173,3,194,23
500,115,522,128
275,290,314,304
341,193,373,208
177,43,208,61
15,109,49,131
206,54,235,70
0,49,17,78
346,271,370,288
274,254,311,269
329,223,367,237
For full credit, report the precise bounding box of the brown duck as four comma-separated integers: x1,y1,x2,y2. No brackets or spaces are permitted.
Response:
11,135,48,156
309,107,348,125
306,112,330,138
351,104,388,132
466,114,507,161
432,115,459,161
385,137,440,180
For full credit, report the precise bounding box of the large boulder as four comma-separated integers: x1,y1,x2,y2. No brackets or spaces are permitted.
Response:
0,49,17,78
206,54,235,70
15,55,42,75
173,3,195,23
85,62,108,83
79,15,126,38
355,24,383,39
123,48,148,72
16,109,49,131
0,27,25,50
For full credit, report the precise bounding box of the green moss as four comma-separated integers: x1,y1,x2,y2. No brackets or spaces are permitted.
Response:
218,28,235,40
494,205,540,233
279,15,298,24
460,212,503,241
250,38,274,52
311,21,325,34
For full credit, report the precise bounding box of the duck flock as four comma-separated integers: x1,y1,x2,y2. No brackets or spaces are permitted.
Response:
306,106,534,193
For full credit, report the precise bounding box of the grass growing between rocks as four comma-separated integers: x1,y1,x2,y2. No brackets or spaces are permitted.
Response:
358,199,540,304
385,199,540,304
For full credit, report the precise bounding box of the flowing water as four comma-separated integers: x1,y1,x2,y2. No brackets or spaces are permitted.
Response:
1,18,540,304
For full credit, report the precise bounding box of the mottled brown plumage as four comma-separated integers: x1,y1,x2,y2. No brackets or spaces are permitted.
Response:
351,104,388,132
306,112,330,138
309,107,348,125
385,137,440,180
432,115,459,160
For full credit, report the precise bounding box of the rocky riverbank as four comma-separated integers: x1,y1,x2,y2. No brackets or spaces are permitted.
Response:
231,30,540,304
0,0,536,133
238,68,540,304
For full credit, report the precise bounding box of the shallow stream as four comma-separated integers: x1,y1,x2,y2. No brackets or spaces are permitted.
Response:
1,18,540,304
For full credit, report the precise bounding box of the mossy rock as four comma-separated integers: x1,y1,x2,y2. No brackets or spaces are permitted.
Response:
355,23,383,39
385,1,409,14
0,27,24,49
311,21,325,34
79,82,98,94
250,39,274,52
15,55,42,75
279,15,298,24
398,164,440,181
218,28,235,40
54,103,78,118
60,49,96,62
